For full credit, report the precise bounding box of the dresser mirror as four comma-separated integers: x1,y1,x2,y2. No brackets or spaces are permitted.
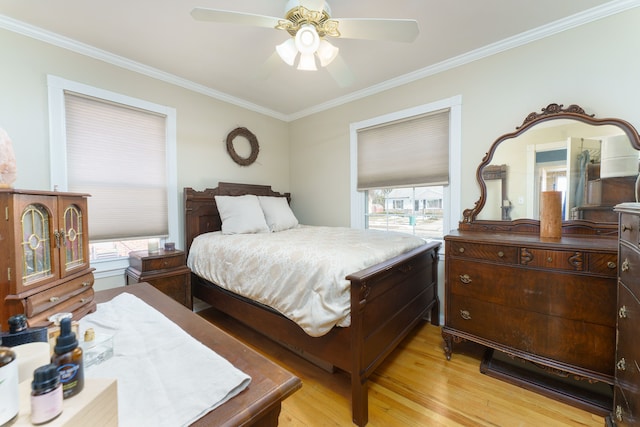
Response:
462,103,640,233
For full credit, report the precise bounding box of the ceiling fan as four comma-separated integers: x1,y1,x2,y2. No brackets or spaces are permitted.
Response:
191,0,419,85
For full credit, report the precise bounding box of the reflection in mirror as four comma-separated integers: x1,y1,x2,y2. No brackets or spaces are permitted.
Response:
477,120,637,222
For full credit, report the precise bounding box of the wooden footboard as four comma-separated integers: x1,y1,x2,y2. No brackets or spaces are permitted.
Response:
347,242,440,425
184,184,441,426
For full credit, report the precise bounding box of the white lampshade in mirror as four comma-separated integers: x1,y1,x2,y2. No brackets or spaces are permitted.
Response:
295,24,320,54
317,39,339,67
276,38,297,66
297,52,317,71
601,134,639,178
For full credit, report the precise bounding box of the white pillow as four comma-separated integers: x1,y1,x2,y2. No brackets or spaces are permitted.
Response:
214,195,270,235
258,196,299,232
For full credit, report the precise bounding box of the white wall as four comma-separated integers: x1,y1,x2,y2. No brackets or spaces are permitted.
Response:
288,7,640,229
0,28,291,248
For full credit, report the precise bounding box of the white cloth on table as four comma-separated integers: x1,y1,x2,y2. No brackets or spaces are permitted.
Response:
80,293,251,427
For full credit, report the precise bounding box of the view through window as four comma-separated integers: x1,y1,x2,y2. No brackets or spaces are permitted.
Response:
366,186,444,240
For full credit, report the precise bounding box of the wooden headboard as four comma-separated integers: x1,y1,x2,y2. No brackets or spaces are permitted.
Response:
183,182,291,255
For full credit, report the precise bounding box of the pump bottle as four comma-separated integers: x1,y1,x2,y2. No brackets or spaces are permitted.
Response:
51,317,84,399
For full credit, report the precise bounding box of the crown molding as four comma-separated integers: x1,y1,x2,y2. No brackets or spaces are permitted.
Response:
0,14,289,122
288,0,640,121
2,0,639,123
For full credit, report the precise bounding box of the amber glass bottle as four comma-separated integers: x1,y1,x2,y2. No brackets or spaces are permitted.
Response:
51,317,84,399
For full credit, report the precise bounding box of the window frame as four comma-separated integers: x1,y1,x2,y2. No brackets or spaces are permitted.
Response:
47,75,178,279
349,95,462,242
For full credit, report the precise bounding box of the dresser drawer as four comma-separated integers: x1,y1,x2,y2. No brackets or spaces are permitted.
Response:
613,384,640,426
620,212,640,247
620,243,640,293
519,248,587,272
588,252,618,277
616,282,640,389
447,259,616,326
24,272,94,317
448,240,518,264
447,295,615,375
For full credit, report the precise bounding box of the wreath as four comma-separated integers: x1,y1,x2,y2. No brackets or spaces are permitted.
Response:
226,127,259,166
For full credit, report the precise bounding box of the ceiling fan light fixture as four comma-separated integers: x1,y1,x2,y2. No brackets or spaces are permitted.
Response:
297,52,317,71
276,38,298,66
316,39,339,67
295,24,320,54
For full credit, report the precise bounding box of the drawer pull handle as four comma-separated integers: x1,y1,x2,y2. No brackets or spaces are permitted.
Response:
623,224,633,232
458,247,465,253
617,358,627,371
497,251,504,258
460,310,471,320
616,404,623,422
81,281,91,287
619,305,628,319
80,298,88,303
607,261,616,269
546,257,553,263
622,258,630,272
49,296,60,303
459,274,472,284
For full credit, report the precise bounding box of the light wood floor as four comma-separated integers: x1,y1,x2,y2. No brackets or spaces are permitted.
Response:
198,308,606,427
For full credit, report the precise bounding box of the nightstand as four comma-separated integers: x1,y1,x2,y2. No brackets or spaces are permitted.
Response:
125,249,192,309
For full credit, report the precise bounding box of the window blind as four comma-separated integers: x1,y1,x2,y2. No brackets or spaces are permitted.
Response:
357,109,450,190
64,91,168,241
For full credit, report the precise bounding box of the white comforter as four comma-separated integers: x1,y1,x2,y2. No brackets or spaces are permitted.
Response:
187,225,426,337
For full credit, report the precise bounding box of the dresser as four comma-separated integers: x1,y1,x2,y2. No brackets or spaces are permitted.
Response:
442,230,618,413
1,189,95,330
126,249,192,309
609,203,640,425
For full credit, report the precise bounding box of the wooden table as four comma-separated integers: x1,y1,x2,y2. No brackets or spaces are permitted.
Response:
94,282,301,427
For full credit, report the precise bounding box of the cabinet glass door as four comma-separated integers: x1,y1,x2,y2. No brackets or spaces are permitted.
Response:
62,204,85,272
21,204,53,284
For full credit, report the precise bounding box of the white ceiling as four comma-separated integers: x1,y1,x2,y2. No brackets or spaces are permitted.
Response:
0,0,634,120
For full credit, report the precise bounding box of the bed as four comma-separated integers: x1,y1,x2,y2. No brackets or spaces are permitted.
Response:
184,182,440,426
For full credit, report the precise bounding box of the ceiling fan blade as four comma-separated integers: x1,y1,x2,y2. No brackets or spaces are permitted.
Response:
325,54,354,88
191,8,281,29
334,18,419,42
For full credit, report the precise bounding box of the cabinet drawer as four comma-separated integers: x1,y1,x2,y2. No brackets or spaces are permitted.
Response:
613,385,640,426
25,272,94,317
616,282,640,389
448,241,517,264
620,212,640,246
130,251,185,272
28,288,95,327
447,295,615,375
447,259,616,326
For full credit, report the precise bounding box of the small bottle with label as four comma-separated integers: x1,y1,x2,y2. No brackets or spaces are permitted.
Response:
31,364,63,425
51,317,84,399
0,339,19,426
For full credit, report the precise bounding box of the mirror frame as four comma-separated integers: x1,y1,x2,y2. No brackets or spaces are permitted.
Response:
460,103,640,235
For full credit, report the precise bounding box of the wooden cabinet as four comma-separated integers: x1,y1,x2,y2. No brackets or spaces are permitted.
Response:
125,249,191,309
609,203,640,426
442,230,617,414
1,189,95,330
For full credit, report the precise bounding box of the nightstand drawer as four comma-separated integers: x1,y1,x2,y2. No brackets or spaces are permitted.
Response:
129,249,185,272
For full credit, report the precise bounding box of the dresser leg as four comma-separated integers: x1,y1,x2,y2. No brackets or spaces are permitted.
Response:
442,331,453,360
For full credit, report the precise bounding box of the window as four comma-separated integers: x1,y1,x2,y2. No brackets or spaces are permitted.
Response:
350,96,462,241
366,186,444,240
48,76,178,278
